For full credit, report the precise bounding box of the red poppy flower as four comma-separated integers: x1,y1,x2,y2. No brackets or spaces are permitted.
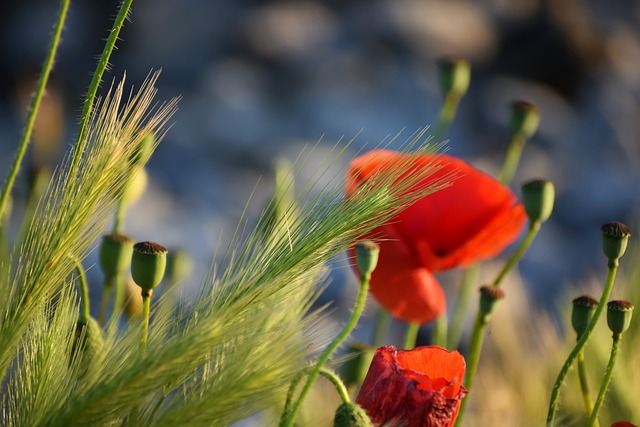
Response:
611,423,638,427
356,345,467,427
347,149,527,323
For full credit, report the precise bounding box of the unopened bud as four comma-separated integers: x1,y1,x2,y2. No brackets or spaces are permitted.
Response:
601,222,631,262
131,241,168,291
521,179,554,223
438,58,471,97
333,402,373,427
571,295,598,338
355,241,380,277
479,286,505,323
99,233,134,279
510,100,540,139
607,300,634,336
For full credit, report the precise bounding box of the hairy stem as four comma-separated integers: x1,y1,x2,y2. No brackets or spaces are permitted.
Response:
0,0,70,222
589,334,621,426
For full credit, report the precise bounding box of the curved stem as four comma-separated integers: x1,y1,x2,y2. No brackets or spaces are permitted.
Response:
108,273,125,326
432,93,461,141
0,0,70,222
68,0,134,176
493,221,540,288
319,367,351,405
577,348,595,421
140,290,152,351
281,370,305,423
448,264,479,349
280,272,371,427
403,323,420,350
453,312,487,426
589,334,621,426
546,260,619,425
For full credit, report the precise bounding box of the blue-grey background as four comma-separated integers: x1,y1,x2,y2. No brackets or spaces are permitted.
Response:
1,0,639,328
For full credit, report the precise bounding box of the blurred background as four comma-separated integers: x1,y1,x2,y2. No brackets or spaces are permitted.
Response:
1,0,640,333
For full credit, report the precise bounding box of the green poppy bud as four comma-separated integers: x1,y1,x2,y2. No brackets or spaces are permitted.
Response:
521,179,555,224
510,100,540,140
479,286,505,324
607,300,634,336
72,317,105,374
99,233,134,279
166,248,193,286
438,58,471,97
355,241,380,278
131,241,168,291
333,402,373,427
571,295,598,338
601,222,631,262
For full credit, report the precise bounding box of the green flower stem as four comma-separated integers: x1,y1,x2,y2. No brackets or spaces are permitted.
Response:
431,314,447,348
0,0,70,222
97,276,114,325
453,311,488,426
280,272,371,427
319,367,351,405
70,255,90,324
140,290,152,351
577,348,595,421
113,195,128,233
497,133,526,185
372,309,390,347
493,220,540,288
403,323,420,350
432,93,461,141
68,0,134,176
281,370,305,423
589,334,621,426
546,260,620,425
448,264,479,348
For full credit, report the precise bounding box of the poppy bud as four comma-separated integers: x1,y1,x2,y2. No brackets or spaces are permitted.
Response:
131,241,168,291
607,300,634,336
510,100,540,140
521,179,554,224
99,233,134,279
333,402,373,427
479,286,505,323
72,317,105,374
355,241,380,278
166,248,194,286
601,222,631,262
438,58,471,97
571,295,598,338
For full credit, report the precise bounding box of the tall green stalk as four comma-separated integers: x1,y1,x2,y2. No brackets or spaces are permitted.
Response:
68,0,134,176
577,349,596,422
546,262,619,425
589,334,620,426
0,0,70,222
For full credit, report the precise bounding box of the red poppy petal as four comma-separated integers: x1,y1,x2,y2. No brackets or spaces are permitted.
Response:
357,346,467,427
360,227,446,324
395,346,466,398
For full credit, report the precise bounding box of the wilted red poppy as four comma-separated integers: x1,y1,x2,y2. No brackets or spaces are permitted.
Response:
356,345,467,427
347,149,527,323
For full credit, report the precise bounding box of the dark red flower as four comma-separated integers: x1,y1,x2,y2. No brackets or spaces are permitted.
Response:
611,423,638,427
347,149,527,323
356,345,467,427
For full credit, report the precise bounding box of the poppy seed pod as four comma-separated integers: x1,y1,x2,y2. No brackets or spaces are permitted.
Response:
333,402,373,427
571,295,599,338
438,58,471,97
510,100,540,140
601,222,631,261
131,241,167,291
521,179,554,224
479,286,505,323
355,241,380,278
99,233,134,278
607,300,634,336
